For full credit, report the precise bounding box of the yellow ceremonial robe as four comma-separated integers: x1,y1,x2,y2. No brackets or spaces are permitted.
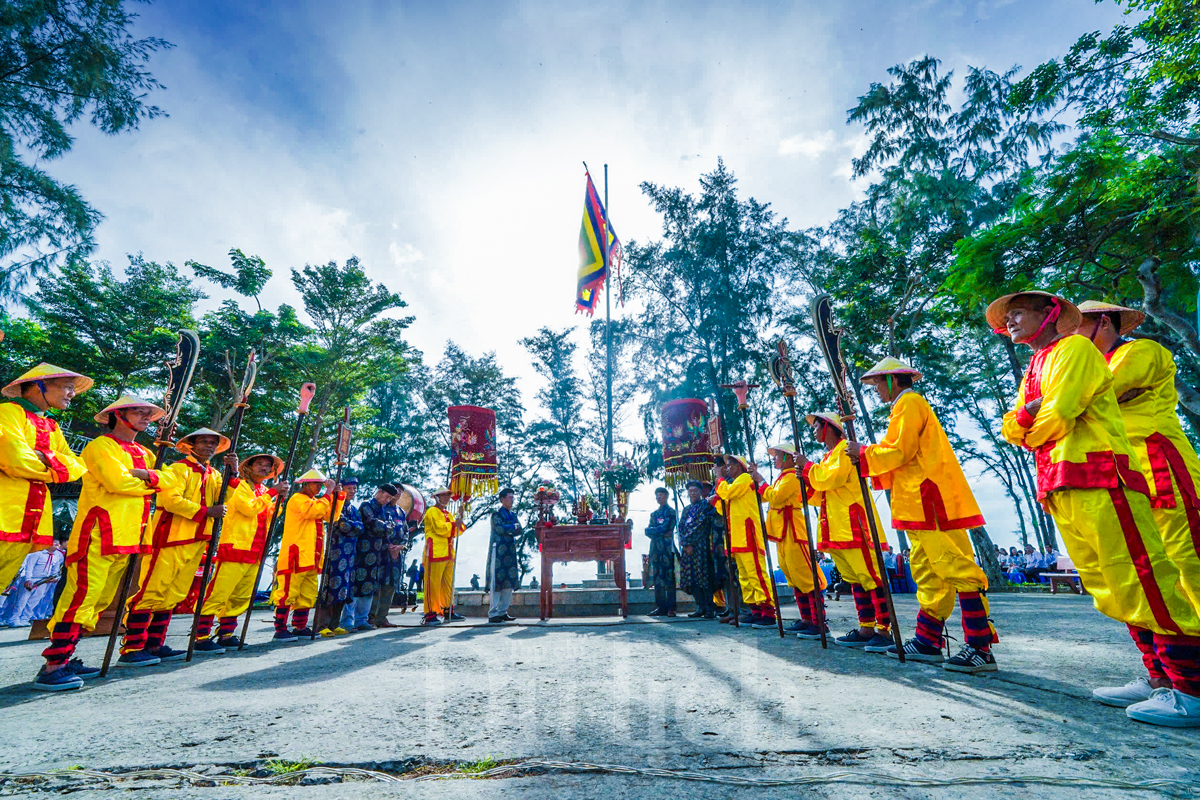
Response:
1003,334,1200,636
803,440,885,591
715,474,772,607
761,468,824,593
0,400,86,588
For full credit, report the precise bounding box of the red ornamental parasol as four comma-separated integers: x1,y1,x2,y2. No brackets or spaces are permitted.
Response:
448,405,498,500
661,398,716,488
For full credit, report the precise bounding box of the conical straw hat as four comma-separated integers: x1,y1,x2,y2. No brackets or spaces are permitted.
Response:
93,394,166,424
1076,300,1145,336
985,290,1082,337
175,427,231,455
2,363,94,398
860,356,923,382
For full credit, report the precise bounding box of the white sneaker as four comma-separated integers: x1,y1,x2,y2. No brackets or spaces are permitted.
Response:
1092,676,1154,708
1126,688,1200,728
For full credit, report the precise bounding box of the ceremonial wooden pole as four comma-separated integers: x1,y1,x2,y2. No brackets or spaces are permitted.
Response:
186,354,257,660
723,382,786,638
811,294,905,662
769,342,828,648
237,383,316,651
100,330,200,677
310,406,350,640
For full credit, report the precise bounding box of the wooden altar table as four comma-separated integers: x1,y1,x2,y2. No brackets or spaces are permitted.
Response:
538,521,632,620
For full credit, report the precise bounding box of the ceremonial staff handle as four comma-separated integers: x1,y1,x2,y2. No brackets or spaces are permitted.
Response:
310,406,351,640
237,382,316,651
100,330,201,677
768,341,828,649
810,294,905,662
706,399,740,628
721,382,786,639
186,354,257,660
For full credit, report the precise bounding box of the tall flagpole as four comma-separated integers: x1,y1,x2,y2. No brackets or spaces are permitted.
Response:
604,163,613,461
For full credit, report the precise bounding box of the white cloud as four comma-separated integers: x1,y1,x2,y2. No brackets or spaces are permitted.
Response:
778,131,837,158
388,241,424,267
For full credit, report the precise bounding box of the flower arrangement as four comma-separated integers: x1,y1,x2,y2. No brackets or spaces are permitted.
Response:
594,457,641,493
534,482,561,505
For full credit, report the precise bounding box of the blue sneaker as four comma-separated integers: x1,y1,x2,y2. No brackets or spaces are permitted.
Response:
67,658,102,679
887,638,945,663
216,635,242,649
796,623,829,640
835,629,874,648
863,633,894,653
192,638,226,655
148,645,187,662
32,665,83,692
272,630,298,642
784,619,805,633
116,651,162,668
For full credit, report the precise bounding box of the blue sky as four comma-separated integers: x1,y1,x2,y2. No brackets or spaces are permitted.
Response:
55,0,1132,575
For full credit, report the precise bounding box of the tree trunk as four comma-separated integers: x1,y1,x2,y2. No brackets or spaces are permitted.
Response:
969,527,1009,589
1139,257,1200,363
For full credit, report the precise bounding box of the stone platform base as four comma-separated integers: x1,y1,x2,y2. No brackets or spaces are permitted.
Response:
453,586,698,618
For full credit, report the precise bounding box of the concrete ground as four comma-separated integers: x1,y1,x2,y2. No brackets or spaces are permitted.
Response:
0,593,1197,798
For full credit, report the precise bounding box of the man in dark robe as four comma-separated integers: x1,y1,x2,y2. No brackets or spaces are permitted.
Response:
679,480,719,619
318,477,360,635
646,487,678,617
487,487,521,624
353,483,395,630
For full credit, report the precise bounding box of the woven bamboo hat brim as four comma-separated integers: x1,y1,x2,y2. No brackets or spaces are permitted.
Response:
93,394,166,424
295,468,327,483
860,356,923,383
766,442,798,457
175,427,232,455
240,453,284,479
1076,300,1145,336
2,363,94,398
722,454,750,470
805,412,845,433
985,291,1082,337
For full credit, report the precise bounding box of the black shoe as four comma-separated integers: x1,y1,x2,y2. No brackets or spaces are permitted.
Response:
32,665,83,692
66,658,102,680
192,638,226,655
784,619,805,633
648,607,667,617
750,615,778,630
448,612,466,622
487,616,507,624
796,623,829,640
272,630,298,642
835,629,873,648
147,644,187,662
887,638,945,663
216,635,243,649
687,610,707,619
737,611,755,625
702,610,717,619
503,614,517,621
291,627,315,638
943,644,998,673
863,633,895,653
421,614,442,627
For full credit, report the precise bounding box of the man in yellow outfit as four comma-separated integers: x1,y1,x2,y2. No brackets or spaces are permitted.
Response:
0,364,90,591
119,428,236,666
802,411,892,652
422,487,463,626
752,444,826,637
992,290,1200,727
270,468,341,642
846,357,998,672
35,395,173,691
713,455,775,629
192,453,288,653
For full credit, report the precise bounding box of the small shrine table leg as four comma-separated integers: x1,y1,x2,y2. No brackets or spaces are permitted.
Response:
616,549,628,619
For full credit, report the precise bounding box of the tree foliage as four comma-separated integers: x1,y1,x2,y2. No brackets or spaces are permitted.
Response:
0,0,170,294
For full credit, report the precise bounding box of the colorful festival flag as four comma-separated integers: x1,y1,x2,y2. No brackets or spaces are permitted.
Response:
576,170,621,315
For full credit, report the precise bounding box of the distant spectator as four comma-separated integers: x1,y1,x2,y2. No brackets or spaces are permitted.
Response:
470,574,481,591
1021,545,1048,584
